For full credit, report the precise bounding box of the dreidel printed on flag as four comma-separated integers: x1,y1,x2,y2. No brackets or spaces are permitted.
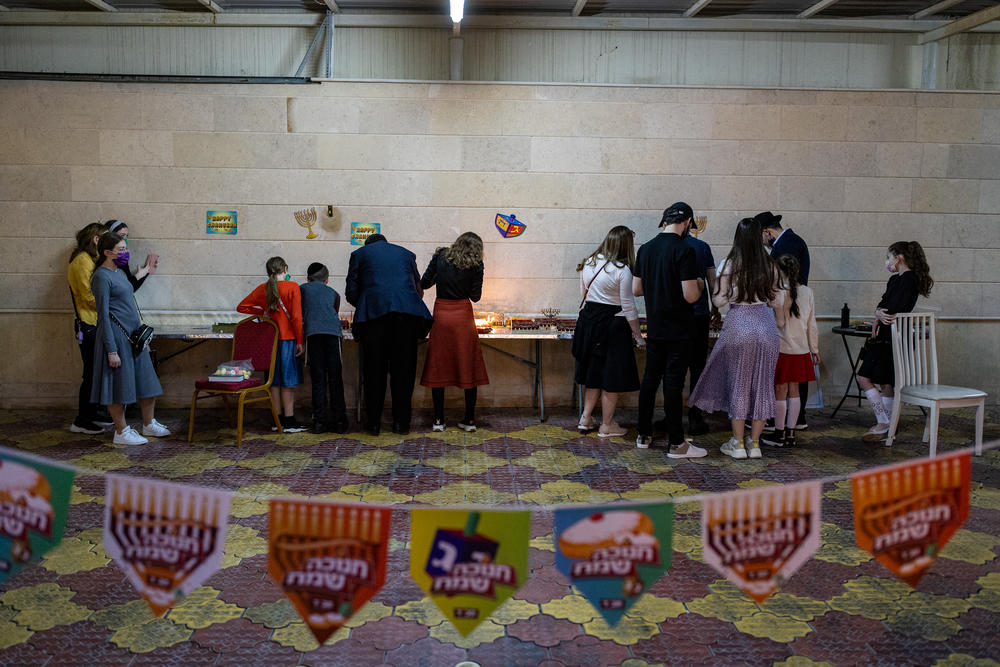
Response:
104,475,229,616
852,451,970,587
701,481,822,603
411,509,529,636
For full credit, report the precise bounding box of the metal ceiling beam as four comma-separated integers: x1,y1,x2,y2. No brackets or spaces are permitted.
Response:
683,0,715,19
797,0,842,19
321,0,339,12
911,0,965,20
194,0,223,12
83,0,117,10
571,0,587,17
3,12,1000,33
919,3,1000,43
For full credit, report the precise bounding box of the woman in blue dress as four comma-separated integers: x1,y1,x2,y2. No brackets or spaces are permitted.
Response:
91,233,169,446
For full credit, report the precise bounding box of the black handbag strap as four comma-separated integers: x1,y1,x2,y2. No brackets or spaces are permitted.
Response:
108,311,134,341
68,285,83,322
580,260,611,309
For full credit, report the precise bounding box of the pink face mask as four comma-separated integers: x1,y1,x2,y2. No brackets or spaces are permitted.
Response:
885,260,896,273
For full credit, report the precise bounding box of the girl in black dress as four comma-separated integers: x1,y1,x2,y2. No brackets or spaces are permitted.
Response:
858,241,933,442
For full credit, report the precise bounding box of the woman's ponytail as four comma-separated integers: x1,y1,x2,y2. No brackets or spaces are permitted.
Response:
907,241,934,298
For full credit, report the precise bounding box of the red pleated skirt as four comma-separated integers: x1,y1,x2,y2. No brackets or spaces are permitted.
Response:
420,299,490,389
774,352,817,384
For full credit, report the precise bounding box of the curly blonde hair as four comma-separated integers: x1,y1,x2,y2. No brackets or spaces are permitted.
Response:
441,232,484,270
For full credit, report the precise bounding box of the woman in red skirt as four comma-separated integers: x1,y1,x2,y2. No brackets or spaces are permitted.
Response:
762,255,818,448
419,232,489,432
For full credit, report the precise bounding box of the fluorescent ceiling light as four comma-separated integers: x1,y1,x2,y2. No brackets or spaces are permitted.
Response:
450,0,464,22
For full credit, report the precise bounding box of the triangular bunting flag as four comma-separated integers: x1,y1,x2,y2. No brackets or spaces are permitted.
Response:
701,481,822,603
104,475,230,615
0,448,75,583
410,509,529,636
554,504,673,626
852,451,970,587
268,500,391,644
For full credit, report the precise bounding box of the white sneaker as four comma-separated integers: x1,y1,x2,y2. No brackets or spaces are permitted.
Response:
721,437,747,459
142,419,171,438
636,435,653,449
113,426,148,446
667,439,708,459
744,437,762,459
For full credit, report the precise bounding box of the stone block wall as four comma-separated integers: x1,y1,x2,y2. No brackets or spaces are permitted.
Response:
1,79,998,411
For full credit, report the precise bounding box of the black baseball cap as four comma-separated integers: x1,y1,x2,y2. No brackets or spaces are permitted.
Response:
661,202,694,225
753,211,783,229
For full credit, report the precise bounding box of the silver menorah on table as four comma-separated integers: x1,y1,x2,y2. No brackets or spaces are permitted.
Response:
294,207,318,239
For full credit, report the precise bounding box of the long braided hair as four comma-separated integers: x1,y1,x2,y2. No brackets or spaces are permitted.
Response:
776,255,801,319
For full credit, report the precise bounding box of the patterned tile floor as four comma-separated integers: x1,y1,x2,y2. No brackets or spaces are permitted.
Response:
1,404,999,666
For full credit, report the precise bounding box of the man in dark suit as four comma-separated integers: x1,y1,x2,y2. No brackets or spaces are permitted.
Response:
346,234,433,435
756,211,812,430
757,211,809,285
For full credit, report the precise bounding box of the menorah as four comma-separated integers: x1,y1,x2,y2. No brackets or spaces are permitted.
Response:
294,207,318,239
692,215,708,238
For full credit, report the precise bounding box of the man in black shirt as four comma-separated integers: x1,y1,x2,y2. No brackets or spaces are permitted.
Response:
632,203,707,458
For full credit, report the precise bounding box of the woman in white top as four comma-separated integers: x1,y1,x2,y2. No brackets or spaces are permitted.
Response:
762,254,819,448
689,218,784,460
571,226,645,437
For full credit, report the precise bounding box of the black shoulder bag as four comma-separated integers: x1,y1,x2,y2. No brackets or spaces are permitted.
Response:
109,292,154,356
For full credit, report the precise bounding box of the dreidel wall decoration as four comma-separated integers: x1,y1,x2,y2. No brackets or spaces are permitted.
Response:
495,213,526,238
410,509,529,636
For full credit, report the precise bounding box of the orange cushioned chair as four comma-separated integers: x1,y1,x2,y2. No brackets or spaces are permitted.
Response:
187,316,282,446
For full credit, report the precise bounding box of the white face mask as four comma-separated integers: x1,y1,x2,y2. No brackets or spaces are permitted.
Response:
886,257,897,273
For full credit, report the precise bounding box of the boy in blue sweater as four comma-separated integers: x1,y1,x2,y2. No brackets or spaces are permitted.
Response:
300,262,348,434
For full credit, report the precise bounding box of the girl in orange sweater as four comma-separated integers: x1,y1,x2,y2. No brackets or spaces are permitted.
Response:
237,256,306,432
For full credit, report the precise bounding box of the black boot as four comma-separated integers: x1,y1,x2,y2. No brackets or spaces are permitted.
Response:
784,427,796,447
688,409,709,436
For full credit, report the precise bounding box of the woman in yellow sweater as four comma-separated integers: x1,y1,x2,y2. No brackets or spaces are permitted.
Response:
67,223,112,434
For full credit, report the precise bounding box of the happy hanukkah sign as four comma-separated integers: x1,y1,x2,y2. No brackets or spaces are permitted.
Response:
206,211,238,235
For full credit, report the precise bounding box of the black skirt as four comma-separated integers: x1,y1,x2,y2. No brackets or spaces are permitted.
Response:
573,308,640,393
858,337,895,386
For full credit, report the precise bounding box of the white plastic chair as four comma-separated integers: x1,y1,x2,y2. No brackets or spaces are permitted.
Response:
886,312,985,456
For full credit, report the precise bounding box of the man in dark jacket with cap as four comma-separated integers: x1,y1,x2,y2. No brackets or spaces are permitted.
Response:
346,234,433,435
756,211,812,430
